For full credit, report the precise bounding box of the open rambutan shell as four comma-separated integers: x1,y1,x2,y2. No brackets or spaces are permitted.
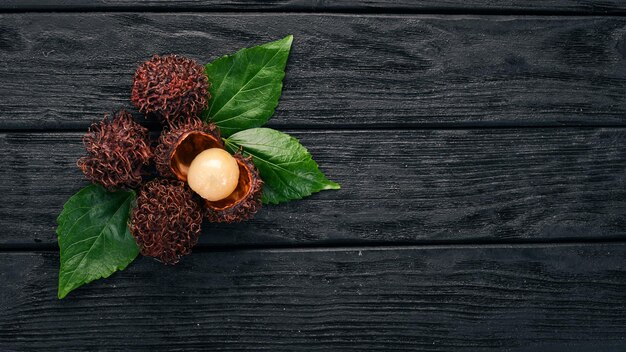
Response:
204,154,263,223
154,118,223,180
154,119,263,223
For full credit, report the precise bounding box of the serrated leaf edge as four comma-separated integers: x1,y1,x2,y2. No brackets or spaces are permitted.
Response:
203,35,293,134
57,186,137,299
225,128,340,205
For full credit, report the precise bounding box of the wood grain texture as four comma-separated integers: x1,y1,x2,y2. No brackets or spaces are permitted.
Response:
1,244,625,351
2,14,626,130
2,128,625,247
1,0,626,14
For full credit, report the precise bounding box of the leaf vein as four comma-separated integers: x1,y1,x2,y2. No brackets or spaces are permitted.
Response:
60,193,133,296
210,48,284,120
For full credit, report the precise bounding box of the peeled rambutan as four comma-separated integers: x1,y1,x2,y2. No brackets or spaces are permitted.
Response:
203,154,263,223
154,118,223,179
129,178,203,265
131,55,210,124
154,119,263,223
77,110,152,190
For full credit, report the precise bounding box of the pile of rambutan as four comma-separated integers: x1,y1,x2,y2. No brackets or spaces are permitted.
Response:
78,55,262,264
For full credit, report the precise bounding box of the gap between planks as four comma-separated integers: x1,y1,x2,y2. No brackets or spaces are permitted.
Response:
4,238,626,253
3,124,626,135
1,8,626,17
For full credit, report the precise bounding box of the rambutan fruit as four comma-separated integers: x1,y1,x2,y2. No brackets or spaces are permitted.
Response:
154,118,223,180
131,55,210,125
77,110,152,190
201,153,263,223
129,178,203,264
154,119,263,223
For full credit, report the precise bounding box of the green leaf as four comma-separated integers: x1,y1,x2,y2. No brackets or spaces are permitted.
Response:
225,128,340,204
203,35,293,137
56,185,138,299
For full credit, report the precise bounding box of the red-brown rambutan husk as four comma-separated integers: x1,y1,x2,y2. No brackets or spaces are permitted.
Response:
131,55,210,125
129,178,203,265
154,118,222,180
205,154,263,223
155,119,263,223
77,110,152,190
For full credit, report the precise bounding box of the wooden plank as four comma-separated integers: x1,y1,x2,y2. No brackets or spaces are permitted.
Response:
1,244,625,350
1,14,626,130
1,0,625,14
2,128,625,247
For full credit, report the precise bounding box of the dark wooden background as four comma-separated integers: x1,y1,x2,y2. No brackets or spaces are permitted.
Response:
1,1,626,351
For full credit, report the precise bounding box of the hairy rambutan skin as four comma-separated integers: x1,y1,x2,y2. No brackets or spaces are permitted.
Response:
130,179,203,265
131,55,210,125
205,154,263,223
77,110,152,190
154,118,222,179
155,119,263,223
